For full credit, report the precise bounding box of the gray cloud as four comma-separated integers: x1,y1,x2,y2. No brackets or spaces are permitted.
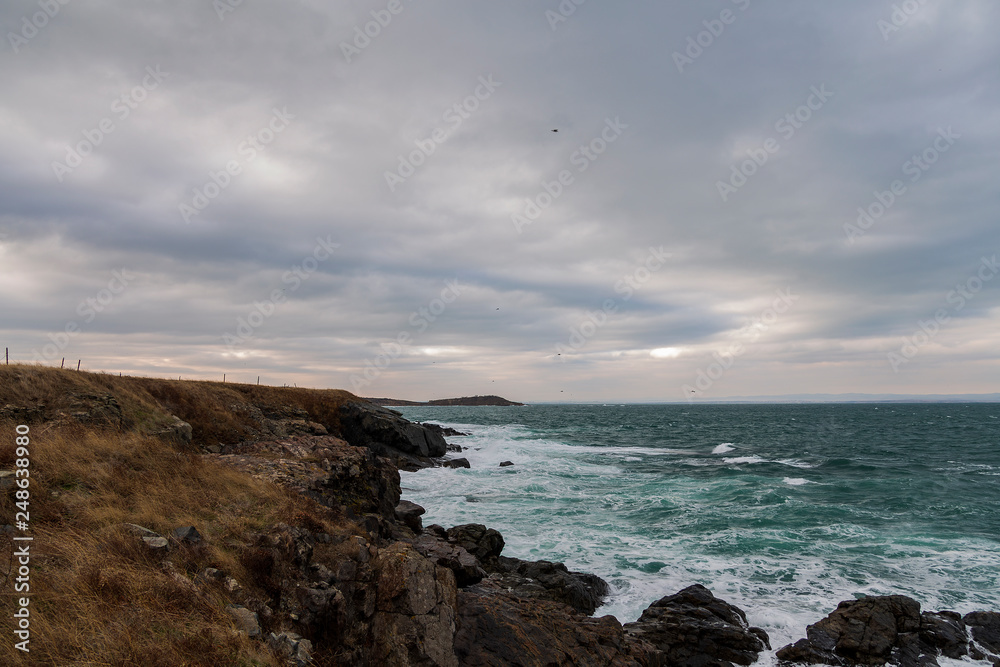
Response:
1,0,998,400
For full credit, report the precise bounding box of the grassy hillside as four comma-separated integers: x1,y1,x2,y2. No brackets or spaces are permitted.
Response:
0,364,357,449
0,365,365,665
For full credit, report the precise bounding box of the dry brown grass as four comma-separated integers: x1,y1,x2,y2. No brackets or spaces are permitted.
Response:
0,364,358,449
0,422,357,665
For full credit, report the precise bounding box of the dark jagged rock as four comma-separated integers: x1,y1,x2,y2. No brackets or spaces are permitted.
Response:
371,543,460,667
454,583,651,666
421,422,469,437
411,534,487,587
337,400,447,461
211,435,401,521
395,500,425,534
60,392,125,427
499,460,514,467
967,612,1000,653
442,523,610,615
625,584,770,667
0,403,45,424
153,415,193,445
425,524,449,540
492,557,610,616
775,595,1000,667
919,611,968,659
446,524,505,565
776,595,920,666
171,525,202,544
443,457,470,469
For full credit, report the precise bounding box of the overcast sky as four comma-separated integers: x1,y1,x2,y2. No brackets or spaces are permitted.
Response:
1,1,998,402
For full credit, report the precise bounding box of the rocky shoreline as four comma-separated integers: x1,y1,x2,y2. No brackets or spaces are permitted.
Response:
1,369,998,666
198,401,1000,666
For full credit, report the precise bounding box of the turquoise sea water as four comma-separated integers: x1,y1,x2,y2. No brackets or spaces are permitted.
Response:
396,403,1000,663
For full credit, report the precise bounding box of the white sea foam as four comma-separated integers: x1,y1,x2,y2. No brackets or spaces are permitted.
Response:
724,455,766,464
777,459,817,469
399,411,1000,667
713,443,736,454
719,455,816,468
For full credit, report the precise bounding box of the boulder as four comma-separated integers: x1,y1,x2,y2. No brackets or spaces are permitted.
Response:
412,534,487,587
966,612,1000,653
372,543,459,667
446,524,505,564
226,604,261,637
625,584,770,667
395,500,426,534
919,611,968,660
154,415,193,445
492,558,610,616
142,536,169,552
421,422,469,437
55,392,124,427
210,436,401,520
267,631,313,667
454,585,650,666
171,526,202,544
0,404,45,424
499,460,514,467
123,523,169,553
337,401,447,459
773,595,1000,667
443,458,470,469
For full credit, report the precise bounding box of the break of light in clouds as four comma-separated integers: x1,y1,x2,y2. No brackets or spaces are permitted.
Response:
1,0,998,402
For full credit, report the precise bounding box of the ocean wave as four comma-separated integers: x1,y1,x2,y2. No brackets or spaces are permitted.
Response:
724,455,766,464
721,455,817,468
713,443,736,454
783,477,811,486
777,459,817,469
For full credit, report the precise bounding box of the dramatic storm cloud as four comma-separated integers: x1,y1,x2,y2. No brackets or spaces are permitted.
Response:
1,0,998,401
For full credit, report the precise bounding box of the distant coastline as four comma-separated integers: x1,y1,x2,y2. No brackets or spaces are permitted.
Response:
365,395,525,407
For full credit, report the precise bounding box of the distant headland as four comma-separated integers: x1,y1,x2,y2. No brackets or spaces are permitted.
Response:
365,395,525,407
